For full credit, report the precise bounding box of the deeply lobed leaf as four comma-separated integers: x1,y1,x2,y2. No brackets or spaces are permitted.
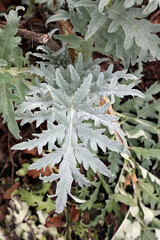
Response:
0,73,22,139
0,8,29,138
12,54,144,213
47,0,160,66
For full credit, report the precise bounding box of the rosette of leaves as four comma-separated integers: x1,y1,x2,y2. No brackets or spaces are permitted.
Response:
12,54,144,213
46,0,160,67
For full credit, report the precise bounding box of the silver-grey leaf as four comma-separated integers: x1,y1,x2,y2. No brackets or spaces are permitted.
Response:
12,53,144,213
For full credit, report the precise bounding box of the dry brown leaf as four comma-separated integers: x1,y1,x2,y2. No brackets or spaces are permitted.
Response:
123,175,132,189
150,10,160,24
0,205,7,222
113,217,119,233
120,203,128,214
23,148,38,156
131,171,138,191
58,19,75,35
105,213,114,225
27,165,52,179
82,211,90,224
123,170,138,196
3,182,20,199
70,205,80,223
99,96,129,149
45,215,63,228
99,96,115,116
56,13,77,62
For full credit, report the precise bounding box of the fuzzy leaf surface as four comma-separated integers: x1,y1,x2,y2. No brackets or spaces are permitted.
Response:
49,0,160,66
0,73,21,139
0,7,24,66
12,54,143,213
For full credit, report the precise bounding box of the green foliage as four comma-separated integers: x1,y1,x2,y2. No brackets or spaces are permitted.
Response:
18,188,55,213
0,7,29,138
1,2,160,240
80,182,101,210
47,0,160,66
108,82,160,239
114,82,160,170
77,154,160,239
0,7,25,67
4,197,59,240
132,147,160,167
108,152,123,180
0,72,21,138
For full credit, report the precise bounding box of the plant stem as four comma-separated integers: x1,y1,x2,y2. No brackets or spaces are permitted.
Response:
115,111,160,135
97,172,112,195
0,23,61,51
0,67,31,75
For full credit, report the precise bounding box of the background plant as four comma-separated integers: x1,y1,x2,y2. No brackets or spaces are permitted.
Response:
0,6,30,139
0,1,160,239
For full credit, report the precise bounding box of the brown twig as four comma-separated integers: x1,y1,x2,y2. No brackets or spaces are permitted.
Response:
0,23,61,51
0,161,9,177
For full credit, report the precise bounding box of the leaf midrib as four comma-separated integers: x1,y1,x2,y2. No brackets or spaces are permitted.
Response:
0,81,9,118
107,7,144,44
1,24,12,60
